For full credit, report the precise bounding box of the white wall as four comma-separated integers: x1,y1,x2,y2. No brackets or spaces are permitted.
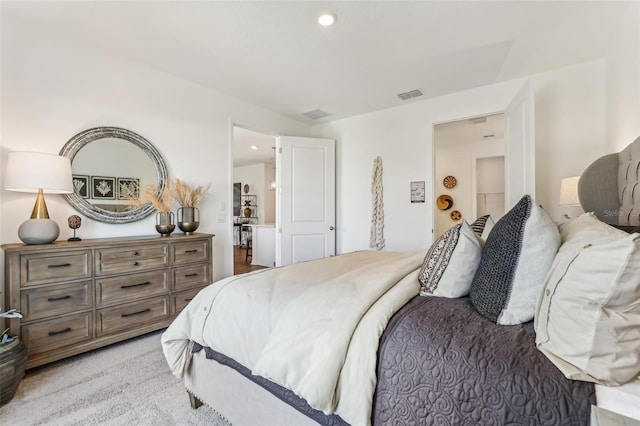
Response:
0,14,311,293
434,136,504,238
606,1,640,151
313,60,608,253
263,162,276,224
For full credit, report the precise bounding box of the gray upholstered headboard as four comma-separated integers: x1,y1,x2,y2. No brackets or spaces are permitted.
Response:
578,136,640,226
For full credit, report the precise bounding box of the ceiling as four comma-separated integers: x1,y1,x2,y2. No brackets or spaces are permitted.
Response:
233,127,276,168
435,113,505,144
2,0,632,128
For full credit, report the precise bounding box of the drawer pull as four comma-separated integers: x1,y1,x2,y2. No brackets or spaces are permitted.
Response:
185,249,198,253
48,295,71,302
48,327,71,336
133,251,139,255
48,263,71,269
121,308,151,318
120,281,151,289
185,298,193,302
133,261,139,266
185,273,198,278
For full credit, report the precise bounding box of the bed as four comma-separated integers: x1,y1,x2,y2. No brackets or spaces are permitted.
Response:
162,137,640,425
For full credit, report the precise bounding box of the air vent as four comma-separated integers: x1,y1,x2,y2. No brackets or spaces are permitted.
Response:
302,109,331,120
397,89,423,101
469,116,488,124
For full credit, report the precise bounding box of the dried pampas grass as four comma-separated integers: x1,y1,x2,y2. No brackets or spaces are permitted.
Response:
171,178,211,207
119,182,172,213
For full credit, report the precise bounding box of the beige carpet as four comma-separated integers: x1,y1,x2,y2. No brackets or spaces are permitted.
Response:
0,331,229,425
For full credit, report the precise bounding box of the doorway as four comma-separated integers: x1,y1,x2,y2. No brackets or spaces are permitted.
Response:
232,125,277,274
475,155,505,220
433,114,505,238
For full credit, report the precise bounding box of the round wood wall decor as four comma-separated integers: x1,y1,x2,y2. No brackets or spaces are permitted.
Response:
450,210,462,221
436,194,454,210
443,175,457,189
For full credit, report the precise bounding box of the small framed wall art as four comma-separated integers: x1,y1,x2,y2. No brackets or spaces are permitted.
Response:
72,175,89,199
410,181,425,203
91,176,116,200
117,178,140,200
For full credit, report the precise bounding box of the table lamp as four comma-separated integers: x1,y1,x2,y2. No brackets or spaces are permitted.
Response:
4,151,73,244
559,176,581,206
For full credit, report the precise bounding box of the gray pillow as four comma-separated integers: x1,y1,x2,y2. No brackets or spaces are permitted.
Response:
470,195,560,325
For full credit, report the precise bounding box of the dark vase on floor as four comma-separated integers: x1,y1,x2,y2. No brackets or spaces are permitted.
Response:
0,338,27,406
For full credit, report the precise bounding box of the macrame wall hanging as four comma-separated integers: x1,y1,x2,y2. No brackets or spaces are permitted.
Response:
370,156,385,250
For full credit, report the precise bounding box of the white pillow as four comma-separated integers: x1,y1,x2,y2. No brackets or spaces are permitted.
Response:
418,220,482,298
535,213,640,385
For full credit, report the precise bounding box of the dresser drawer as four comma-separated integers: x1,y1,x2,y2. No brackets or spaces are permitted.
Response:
22,312,93,355
172,239,210,264
173,263,210,291
96,270,168,306
96,296,169,337
171,287,202,315
21,281,93,322
95,244,168,275
20,250,91,286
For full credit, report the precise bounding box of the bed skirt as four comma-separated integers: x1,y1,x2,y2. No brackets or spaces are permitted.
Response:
185,350,321,425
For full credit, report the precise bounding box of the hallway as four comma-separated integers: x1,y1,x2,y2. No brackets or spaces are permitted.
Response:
233,245,268,275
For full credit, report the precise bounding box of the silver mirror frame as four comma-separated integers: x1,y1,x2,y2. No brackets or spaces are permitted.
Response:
59,126,168,224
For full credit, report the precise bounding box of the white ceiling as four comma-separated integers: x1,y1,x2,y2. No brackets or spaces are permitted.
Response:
3,1,632,166
435,113,505,144
2,0,631,128
233,126,277,168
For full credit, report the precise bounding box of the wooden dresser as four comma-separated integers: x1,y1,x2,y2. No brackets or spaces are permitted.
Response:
1,233,214,369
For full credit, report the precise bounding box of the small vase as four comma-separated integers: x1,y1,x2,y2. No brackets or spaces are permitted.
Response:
243,207,252,218
155,211,175,237
177,207,199,235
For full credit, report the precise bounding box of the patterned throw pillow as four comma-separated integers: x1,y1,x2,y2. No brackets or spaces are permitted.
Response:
470,214,490,237
470,195,560,325
419,220,482,298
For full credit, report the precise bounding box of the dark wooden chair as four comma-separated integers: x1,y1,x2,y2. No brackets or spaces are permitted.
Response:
242,225,253,262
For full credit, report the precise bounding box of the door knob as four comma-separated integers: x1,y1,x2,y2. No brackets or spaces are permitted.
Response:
329,226,335,231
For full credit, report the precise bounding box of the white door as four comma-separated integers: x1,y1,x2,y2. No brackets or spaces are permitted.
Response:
276,136,336,267
504,81,535,209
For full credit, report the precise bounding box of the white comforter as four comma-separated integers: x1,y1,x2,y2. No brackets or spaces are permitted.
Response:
161,250,425,425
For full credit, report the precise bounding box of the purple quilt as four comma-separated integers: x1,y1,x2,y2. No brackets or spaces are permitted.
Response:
373,296,594,425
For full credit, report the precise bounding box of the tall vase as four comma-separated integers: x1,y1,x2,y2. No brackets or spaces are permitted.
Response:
177,207,199,235
155,211,175,237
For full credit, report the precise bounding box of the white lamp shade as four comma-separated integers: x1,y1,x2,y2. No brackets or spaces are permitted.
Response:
5,151,73,194
559,176,581,206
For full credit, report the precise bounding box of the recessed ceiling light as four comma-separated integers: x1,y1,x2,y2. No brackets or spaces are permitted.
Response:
250,145,258,150
318,12,337,27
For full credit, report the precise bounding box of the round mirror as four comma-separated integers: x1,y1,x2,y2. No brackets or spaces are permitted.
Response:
59,127,168,224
